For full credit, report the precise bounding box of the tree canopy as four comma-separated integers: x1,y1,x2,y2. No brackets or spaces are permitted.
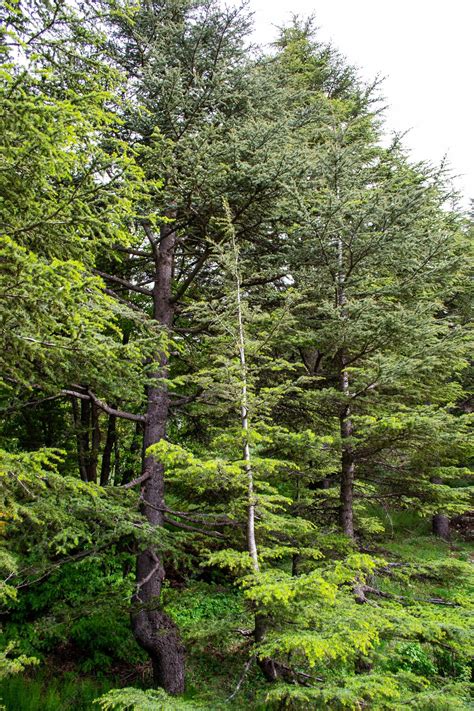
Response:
0,2,472,710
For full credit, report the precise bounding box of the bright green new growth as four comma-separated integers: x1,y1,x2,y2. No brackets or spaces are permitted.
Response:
0,2,472,710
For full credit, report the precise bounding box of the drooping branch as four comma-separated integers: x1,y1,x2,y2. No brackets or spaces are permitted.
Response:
103,288,143,312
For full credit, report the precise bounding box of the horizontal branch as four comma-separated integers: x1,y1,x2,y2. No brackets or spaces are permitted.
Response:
113,244,153,258
169,390,203,408
63,389,146,423
120,471,151,489
242,272,286,287
140,496,235,529
355,584,458,607
163,516,225,538
93,269,153,296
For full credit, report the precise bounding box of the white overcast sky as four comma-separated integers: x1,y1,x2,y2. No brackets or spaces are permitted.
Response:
250,0,473,210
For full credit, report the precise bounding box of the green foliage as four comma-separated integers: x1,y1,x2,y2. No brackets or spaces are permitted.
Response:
0,1,472,710
0,642,38,681
262,675,473,710
163,583,245,637
1,674,116,711
95,687,203,711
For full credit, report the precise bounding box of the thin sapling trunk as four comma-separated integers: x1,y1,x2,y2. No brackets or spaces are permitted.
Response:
228,207,277,682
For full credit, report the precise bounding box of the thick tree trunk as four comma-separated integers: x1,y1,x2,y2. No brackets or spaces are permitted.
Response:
131,223,185,695
100,413,116,486
432,513,450,540
254,614,278,681
431,476,450,540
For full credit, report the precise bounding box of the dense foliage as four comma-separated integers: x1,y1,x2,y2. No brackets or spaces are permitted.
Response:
0,1,472,709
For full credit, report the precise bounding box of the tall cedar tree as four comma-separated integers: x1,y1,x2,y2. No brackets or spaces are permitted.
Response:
94,0,303,691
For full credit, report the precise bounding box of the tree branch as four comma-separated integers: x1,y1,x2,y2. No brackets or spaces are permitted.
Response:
171,248,211,304
169,390,203,408
93,269,153,296
113,244,153,258
163,516,225,538
120,470,151,489
62,389,146,423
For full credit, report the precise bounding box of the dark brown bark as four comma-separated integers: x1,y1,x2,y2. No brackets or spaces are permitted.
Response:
254,614,278,682
336,238,355,538
87,401,100,484
339,364,355,538
131,223,185,694
79,397,91,483
432,513,450,540
121,421,142,485
291,552,301,576
71,397,88,482
114,434,120,483
431,477,450,540
100,413,116,486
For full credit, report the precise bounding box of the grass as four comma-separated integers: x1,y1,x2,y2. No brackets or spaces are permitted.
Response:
0,673,116,711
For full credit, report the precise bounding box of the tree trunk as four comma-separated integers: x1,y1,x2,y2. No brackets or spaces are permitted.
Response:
432,513,450,540
339,392,355,538
87,401,100,484
121,421,142,485
71,397,88,482
100,412,116,486
227,208,277,683
291,552,301,576
337,237,355,538
131,223,185,695
431,476,450,540
254,614,278,681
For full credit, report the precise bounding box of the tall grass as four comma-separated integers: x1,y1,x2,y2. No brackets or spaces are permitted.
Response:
0,674,115,711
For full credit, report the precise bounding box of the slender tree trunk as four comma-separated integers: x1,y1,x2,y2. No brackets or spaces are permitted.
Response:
131,223,185,695
337,236,355,538
113,433,120,483
233,229,259,572
291,552,301,577
339,389,355,538
431,476,450,540
71,398,88,482
100,412,116,486
88,401,100,484
121,421,142,485
230,212,276,682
